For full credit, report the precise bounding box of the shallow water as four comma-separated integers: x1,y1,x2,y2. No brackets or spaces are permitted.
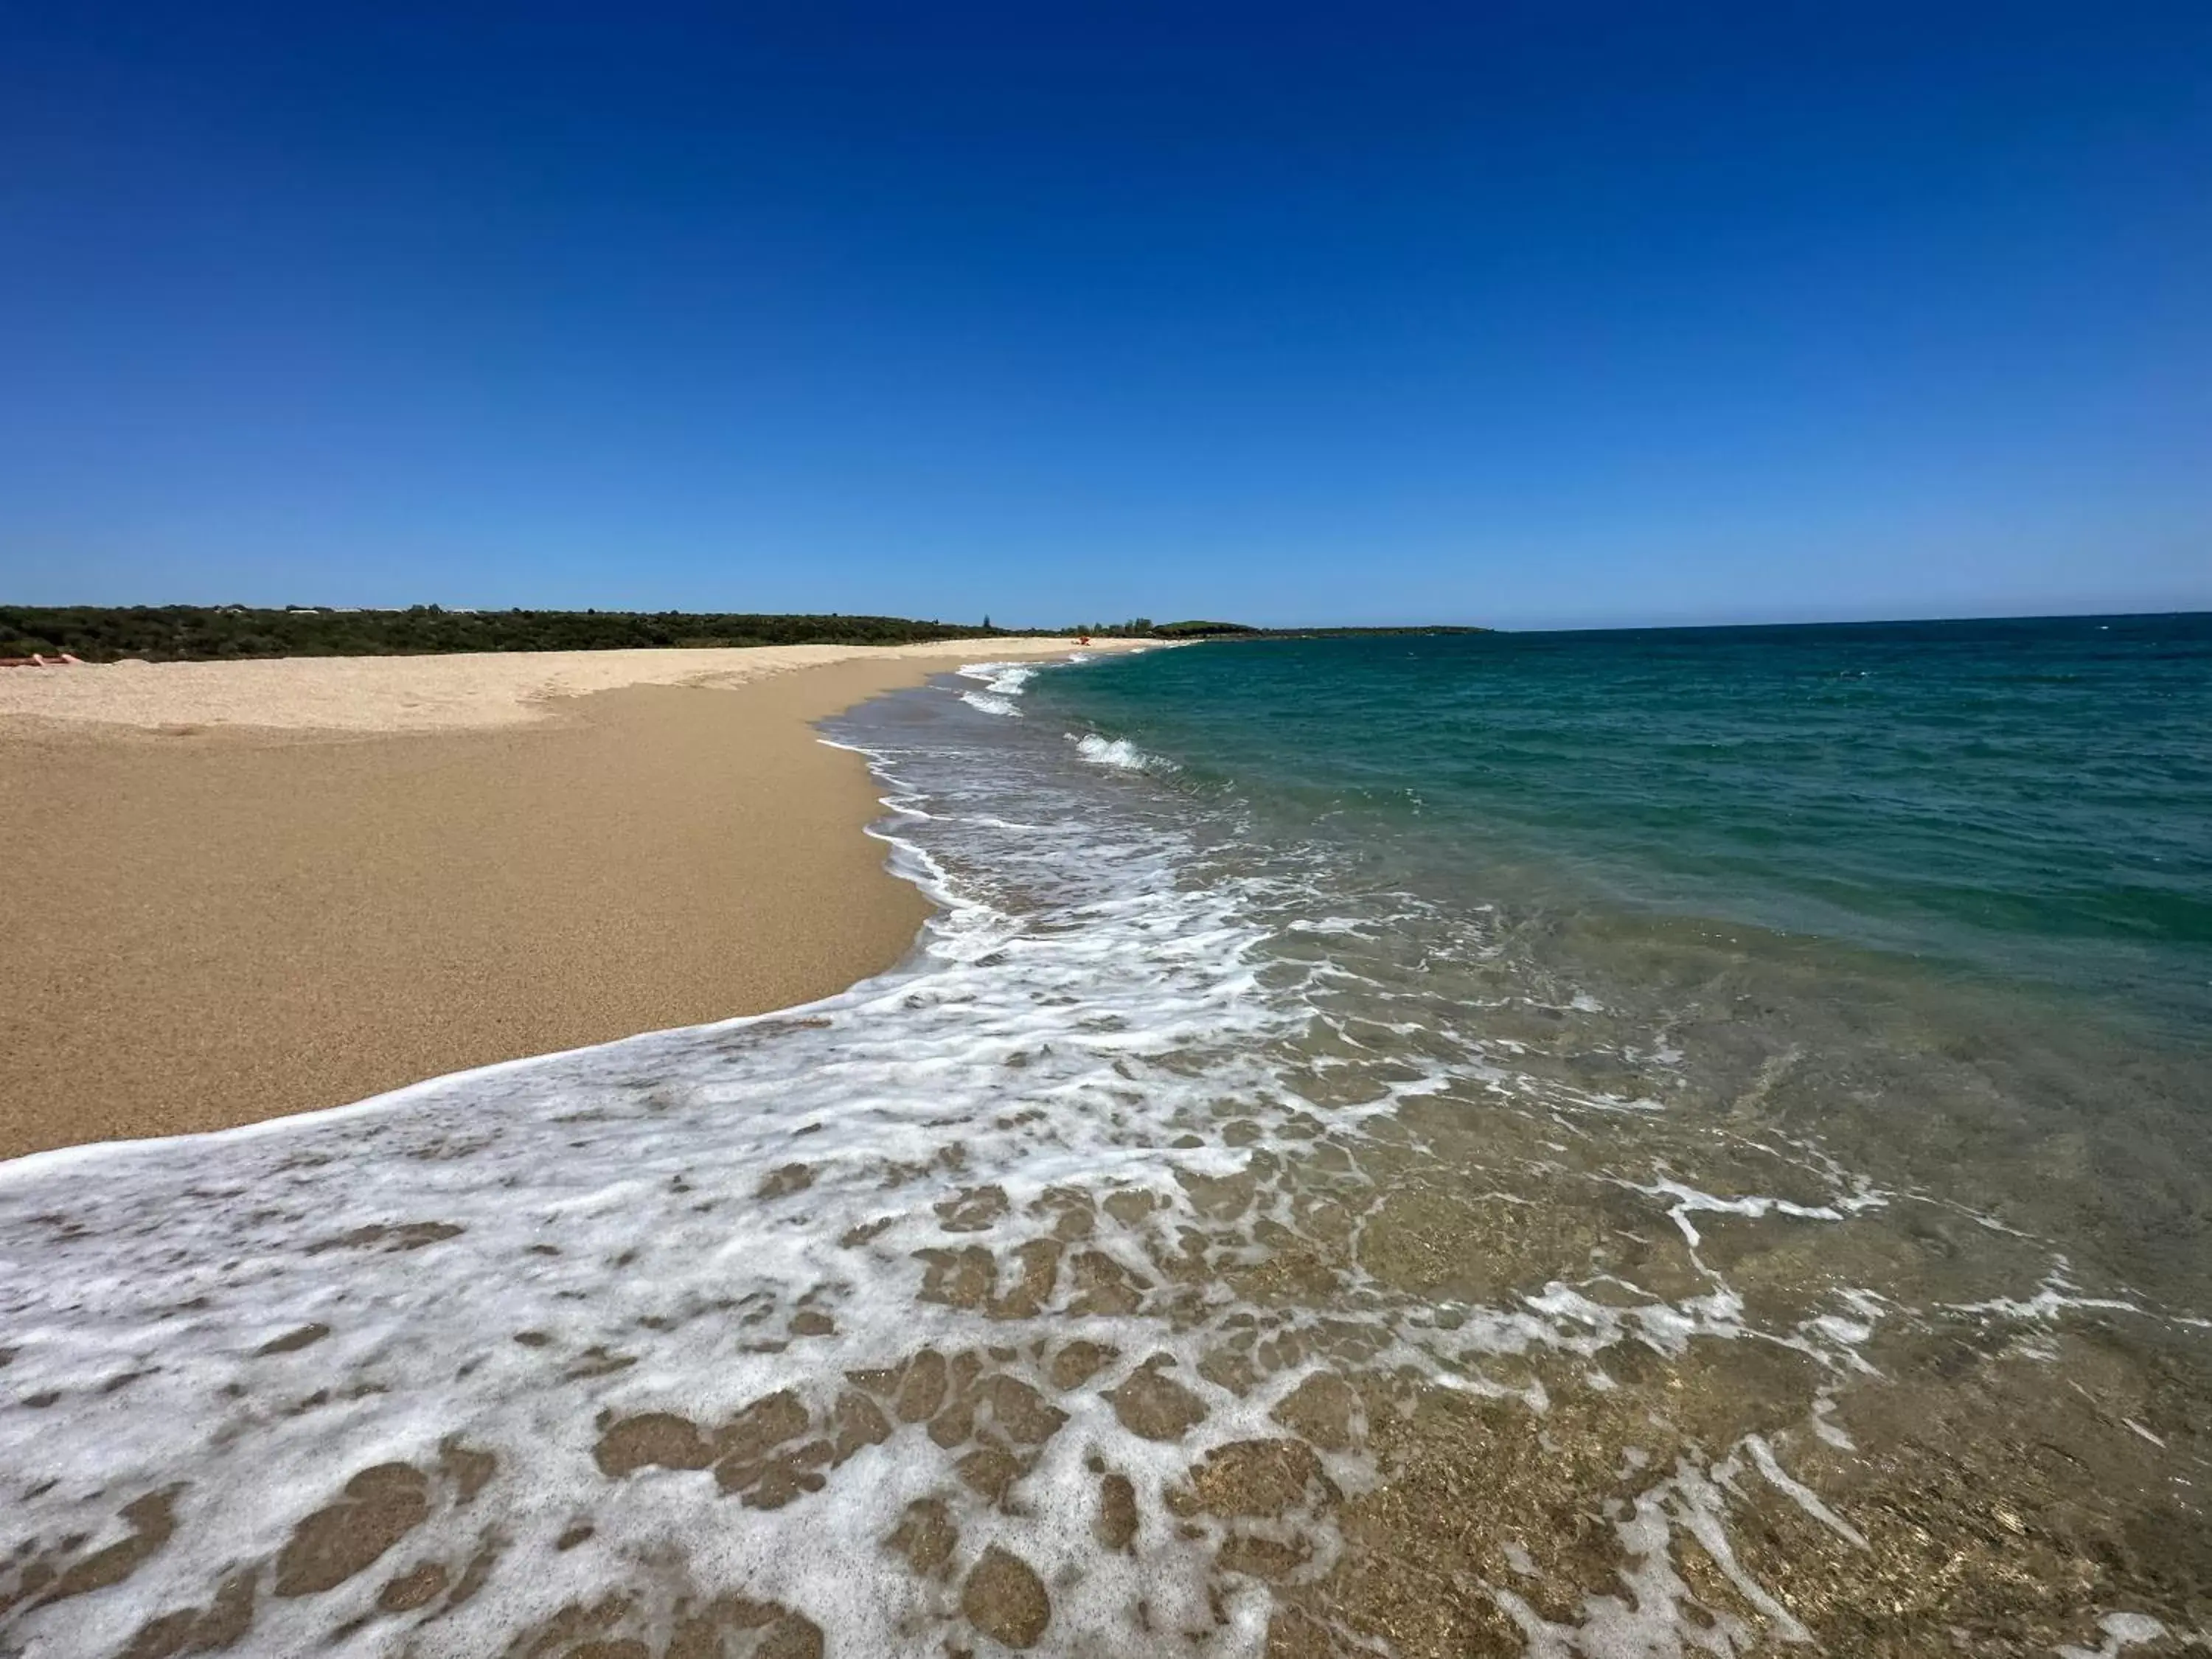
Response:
1,631,2208,1657
1032,618,2212,1034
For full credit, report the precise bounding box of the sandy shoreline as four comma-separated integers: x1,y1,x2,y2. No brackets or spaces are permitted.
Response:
0,639,1130,1160
0,636,1110,734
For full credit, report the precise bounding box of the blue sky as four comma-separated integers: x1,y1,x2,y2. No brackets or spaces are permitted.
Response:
1,1,2206,629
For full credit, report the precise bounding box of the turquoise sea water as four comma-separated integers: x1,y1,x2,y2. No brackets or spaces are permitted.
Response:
1035,613,2212,1036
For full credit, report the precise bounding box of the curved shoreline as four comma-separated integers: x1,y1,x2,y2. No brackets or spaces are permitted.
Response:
0,641,1133,1161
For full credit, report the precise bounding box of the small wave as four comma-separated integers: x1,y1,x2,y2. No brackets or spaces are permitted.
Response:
1073,733,1163,771
956,661,1038,717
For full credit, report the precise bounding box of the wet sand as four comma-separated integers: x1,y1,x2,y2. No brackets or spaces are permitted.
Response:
0,642,1121,1160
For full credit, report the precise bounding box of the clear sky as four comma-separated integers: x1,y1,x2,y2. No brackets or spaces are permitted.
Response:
2,1,2206,629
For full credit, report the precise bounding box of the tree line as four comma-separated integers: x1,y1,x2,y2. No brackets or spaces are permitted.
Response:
0,605,1469,663
0,605,1023,662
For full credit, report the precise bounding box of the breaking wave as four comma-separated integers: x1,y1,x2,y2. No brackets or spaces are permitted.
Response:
956,661,1038,718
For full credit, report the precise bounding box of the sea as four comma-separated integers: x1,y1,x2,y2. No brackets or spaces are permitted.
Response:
2,615,2208,1657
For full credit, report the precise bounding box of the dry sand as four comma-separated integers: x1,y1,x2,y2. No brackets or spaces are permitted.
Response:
0,637,1102,734
0,639,1131,1160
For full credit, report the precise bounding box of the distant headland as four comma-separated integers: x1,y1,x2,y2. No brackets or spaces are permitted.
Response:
1149,620,1494,641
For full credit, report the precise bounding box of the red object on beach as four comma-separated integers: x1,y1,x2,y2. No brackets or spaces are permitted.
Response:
1077,635,1092,646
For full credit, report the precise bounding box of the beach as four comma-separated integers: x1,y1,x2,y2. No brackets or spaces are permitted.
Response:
0,625,2205,1658
0,639,1129,1159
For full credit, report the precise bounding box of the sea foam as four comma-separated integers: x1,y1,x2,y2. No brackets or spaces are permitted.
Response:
0,743,1304,1654
1072,733,1161,771
955,661,1037,717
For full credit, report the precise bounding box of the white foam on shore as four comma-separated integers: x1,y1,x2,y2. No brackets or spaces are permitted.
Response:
2057,1612,2171,1659
0,745,1310,1655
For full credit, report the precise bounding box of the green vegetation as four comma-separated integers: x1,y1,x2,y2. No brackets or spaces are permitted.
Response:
1065,617,1163,638
1149,620,1260,638
1149,622,1492,641
0,605,1022,663
1239,625,1492,639
1077,620,1492,640
0,605,1489,662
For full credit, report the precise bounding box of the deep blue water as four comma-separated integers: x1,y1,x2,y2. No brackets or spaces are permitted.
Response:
1034,613,2212,1034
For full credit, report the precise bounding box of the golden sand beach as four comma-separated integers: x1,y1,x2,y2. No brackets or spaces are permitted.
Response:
0,639,1129,1160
